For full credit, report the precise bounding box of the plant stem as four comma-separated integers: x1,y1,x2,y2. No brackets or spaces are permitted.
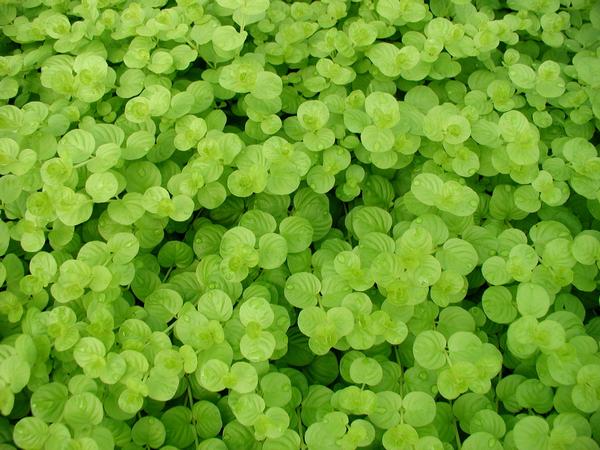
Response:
298,410,307,449
188,383,199,449
453,417,462,449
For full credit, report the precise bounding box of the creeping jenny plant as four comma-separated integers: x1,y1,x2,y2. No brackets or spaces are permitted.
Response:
1,0,600,449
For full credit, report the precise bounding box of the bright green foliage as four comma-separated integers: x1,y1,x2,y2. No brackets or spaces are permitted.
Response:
131,416,166,448
63,392,104,429
349,356,383,386
298,306,354,355
413,330,447,370
411,173,479,217
2,0,600,449
284,272,321,309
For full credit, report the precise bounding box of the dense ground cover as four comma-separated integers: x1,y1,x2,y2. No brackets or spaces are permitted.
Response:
1,0,600,449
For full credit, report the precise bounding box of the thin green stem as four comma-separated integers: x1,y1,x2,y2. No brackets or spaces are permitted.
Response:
188,383,199,449
162,321,176,334
162,266,173,282
495,368,503,410
393,345,405,397
451,401,461,450
298,410,307,449
454,421,462,449
393,345,402,366
445,351,453,367
73,159,91,169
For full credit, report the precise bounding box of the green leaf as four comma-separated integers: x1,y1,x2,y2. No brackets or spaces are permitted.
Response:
507,316,539,359
220,226,256,256
297,100,329,132
482,286,518,324
516,283,551,318
573,53,600,87
146,367,180,401
197,289,233,322
413,330,447,370
145,288,183,325
349,206,393,240
106,233,139,266
63,392,104,429
251,72,282,100
436,238,478,275
192,401,223,439
161,406,196,448
279,216,313,253
228,362,259,393
240,296,274,328
284,272,321,309
482,256,512,286
462,432,503,450
240,329,276,362
366,43,403,77
469,410,506,439
513,416,549,450
85,172,119,203
402,391,436,427
411,173,444,206
57,129,95,164
361,126,395,153
198,359,229,392
297,307,327,337
509,64,537,89
132,416,166,448
365,92,400,128
213,26,248,53
349,356,383,386
382,423,419,450
29,252,57,284
260,373,292,408
118,389,144,415
158,241,194,268
73,337,106,377
258,233,288,269
229,392,265,426
368,391,402,429
13,417,49,450
30,383,69,423
216,0,240,9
